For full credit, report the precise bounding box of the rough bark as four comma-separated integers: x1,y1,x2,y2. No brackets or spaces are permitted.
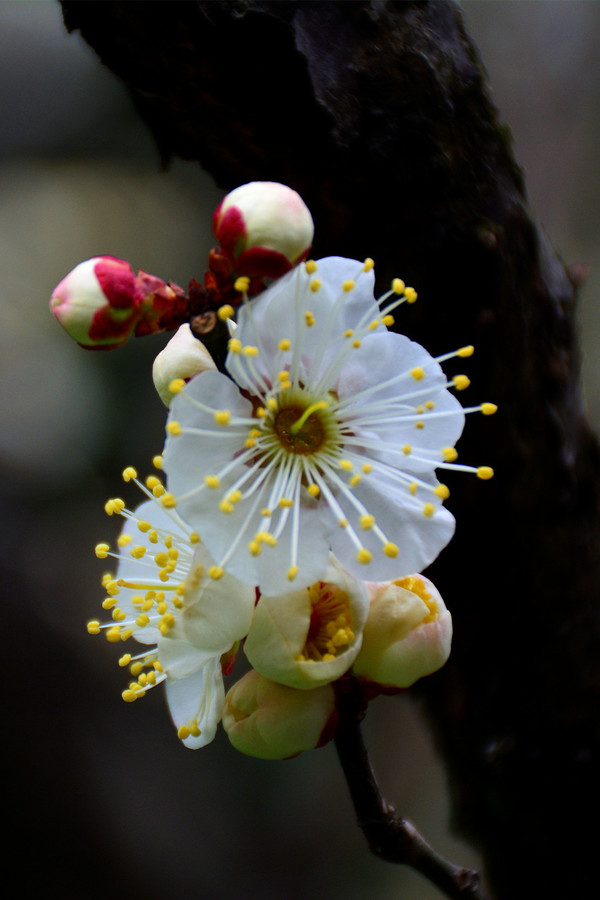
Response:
60,2,600,896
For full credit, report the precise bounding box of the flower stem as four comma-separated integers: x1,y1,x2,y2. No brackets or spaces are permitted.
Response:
333,681,487,899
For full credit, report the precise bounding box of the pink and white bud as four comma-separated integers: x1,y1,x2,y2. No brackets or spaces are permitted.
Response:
222,669,337,759
243,557,369,689
352,575,452,690
152,324,218,406
213,182,314,278
50,256,146,350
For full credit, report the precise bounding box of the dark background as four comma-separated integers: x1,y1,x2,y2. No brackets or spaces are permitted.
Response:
2,3,599,897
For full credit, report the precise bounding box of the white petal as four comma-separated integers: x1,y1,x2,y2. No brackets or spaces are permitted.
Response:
164,657,225,749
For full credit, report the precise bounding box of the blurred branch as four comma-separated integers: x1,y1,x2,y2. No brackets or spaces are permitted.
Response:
60,2,600,897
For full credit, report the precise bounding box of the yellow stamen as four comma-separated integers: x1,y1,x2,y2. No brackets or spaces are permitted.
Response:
477,466,494,480
218,304,234,320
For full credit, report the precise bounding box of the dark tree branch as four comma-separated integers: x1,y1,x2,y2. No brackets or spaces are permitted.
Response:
60,2,600,897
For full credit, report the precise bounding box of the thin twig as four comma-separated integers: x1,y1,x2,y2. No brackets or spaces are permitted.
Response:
334,682,487,900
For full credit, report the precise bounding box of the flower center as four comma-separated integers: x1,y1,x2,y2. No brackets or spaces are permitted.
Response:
273,404,327,455
301,581,355,662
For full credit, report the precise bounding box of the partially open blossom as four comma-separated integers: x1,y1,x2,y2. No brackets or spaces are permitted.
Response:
213,181,314,278
244,556,369,689
87,466,255,748
50,256,146,350
164,256,495,595
222,669,337,759
153,324,218,406
352,575,452,689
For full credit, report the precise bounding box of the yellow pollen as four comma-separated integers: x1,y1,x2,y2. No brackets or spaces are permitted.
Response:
353,339,362,348
228,338,242,354
368,319,380,330
122,689,139,703
87,620,100,635
137,520,151,532
442,447,458,462
277,370,290,383
136,613,150,627
362,463,373,473
161,494,177,508
152,455,163,470
392,278,405,295
219,500,234,514
350,474,362,486
122,466,137,482
305,260,317,274
130,545,146,559
106,626,122,643
117,534,132,547
363,257,374,271
356,548,372,564
169,379,186,395
338,519,348,528
411,367,425,381
214,409,231,425
95,543,110,559
403,444,412,454
458,345,474,357
279,497,293,508
310,279,322,293
290,401,328,435
256,406,266,418
423,503,436,517
190,532,200,543
152,484,165,498
453,375,470,390
178,724,190,740
343,279,355,292
404,287,418,303
218,304,235,320
426,401,435,410
287,566,299,581
360,514,375,529
434,484,450,499
278,338,291,351
205,475,220,488
243,345,259,357
344,329,353,338
416,421,425,429
234,276,250,292
167,421,182,436
307,484,320,498
248,541,261,556
305,311,315,326
102,598,117,610
384,542,399,557
481,403,498,416
209,566,224,580
382,315,395,327
339,459,353,471
409,482,418,494
105,498,125,516
477,466,494,480
267,397,278,411
118,654,131,667
261,508,271,517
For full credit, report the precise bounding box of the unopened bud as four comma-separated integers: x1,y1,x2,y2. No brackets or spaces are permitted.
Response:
222,669,337,759
352,575,452,689
152,324,218,405
213,182,314,278
50,256,145,350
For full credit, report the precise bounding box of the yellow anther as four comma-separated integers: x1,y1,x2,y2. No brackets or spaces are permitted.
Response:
382,315,395,327
146,476,161,491
228,338,243,354
267,397,278,411
205,475,220,488
130,545,146,559
384,542,399,558
234,276,251,292
307,484,320,498
404,287,418,303
350,474,362,486
442,446,458,462
434,484,450,499
426,401,435,410
344,329,353,338
343,279,355,292
87,620,101,635
159,613,176,634
278,338,291,351
219,500,234,514
392,278,405,295
137,520,151,533
243,345,259,357
260,507,272,517
152,455,164,470
360,514,375,529
362,463,373,473
278,370,290,383
457,345,474,357
95,543,110,559
305,259,317,274
256,407,266,418
411,367,425,381
106,626,122,643
339,459,353,471
130,662,144,676
154,552,169,567
189,720,202,737
310,279,321,293
416,421,425,430
453,375,470,391
190,531,200,543
136,613,150,627
217,304,235,321
403,444,412,455
161,493,177,508
214,409,231,425
178,724,190,740
363,257,375,271
279,497,293,508
121,628,134,641
167,420,182,436
101,573,113,588
112,607,126,622
122,466,137,482
118,654,131,667
169,379,186,395
288,566,299,581
122,689,139,703
117,534,132,548
102,597,117,610
423,503,436,517
409,482,418,495
477,466,494,480
248,541,262,556
338,519,349,528
356,548,373,565
368,319,380,331
152,483,166,498
105,580,120,596
481,403,498,416
105,498,125,516
209,566,224,580
353,339,362,348
305,311,315,326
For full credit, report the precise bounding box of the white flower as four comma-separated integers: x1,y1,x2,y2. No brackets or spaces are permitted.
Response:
222,669,337,759
352,574,452,689
87,465,255,748
243,555,369,689
163,257,495,595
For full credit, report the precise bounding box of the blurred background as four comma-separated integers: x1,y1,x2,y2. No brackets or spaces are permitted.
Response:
2,2,599,897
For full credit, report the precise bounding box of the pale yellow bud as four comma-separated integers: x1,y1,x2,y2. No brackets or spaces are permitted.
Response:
152,324,217,405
